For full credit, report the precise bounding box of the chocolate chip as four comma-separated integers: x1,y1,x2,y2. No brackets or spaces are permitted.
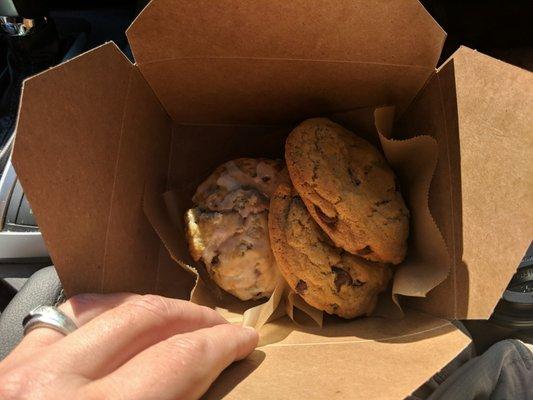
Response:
261,176,271,182
239,242,253,256
254,268,261,278
375,199,391,206
387,178,401,193
241,242,253,250
330,303,339,310
312,163,319,181
356,245,373,256
331,266,353,291
348,167,361,186
211,255,220,266
314,205,337,227
296,280,308,294
292,196,304,205
353,279,366,287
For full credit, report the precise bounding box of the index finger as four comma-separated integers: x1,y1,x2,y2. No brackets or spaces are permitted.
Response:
83,323,259,400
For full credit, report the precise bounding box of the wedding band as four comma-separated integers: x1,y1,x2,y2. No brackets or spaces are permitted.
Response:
22,305,78,336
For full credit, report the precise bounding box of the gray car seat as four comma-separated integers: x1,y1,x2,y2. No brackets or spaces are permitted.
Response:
0,266,62,360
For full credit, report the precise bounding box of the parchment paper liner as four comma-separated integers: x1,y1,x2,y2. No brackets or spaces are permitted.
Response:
144,105,450,330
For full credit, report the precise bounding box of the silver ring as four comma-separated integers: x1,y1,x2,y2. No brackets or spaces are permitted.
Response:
22,305,78,336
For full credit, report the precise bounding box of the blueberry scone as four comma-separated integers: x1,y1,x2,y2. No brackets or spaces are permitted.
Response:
185,158,283,301
268,179,391,318
285,118,409,264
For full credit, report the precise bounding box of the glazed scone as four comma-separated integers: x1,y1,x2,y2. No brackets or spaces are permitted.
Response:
185,158,283,301
285,118,409,264
194,158,283,215
268,180,392,318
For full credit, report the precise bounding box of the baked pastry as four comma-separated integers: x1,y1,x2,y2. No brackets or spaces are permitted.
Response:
269,179,392,318
185,158,283,301
285,118,409,264
194,158,282,214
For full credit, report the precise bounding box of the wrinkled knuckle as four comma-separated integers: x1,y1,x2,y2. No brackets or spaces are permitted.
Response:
170,335,209,362
123,294,172,320
182,336,209,357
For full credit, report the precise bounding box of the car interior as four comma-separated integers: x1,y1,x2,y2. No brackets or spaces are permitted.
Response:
0,0,531,385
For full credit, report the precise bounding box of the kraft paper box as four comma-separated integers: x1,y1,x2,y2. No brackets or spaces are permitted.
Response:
11,1,532,399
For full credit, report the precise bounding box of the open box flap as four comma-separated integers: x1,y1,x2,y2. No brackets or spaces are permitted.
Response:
126,0,446,124
397,47,533,319
128,0,444,65
206,310,470,400
12,42,179,295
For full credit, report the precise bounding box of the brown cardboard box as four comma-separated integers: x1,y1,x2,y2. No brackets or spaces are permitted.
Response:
11,1,532,398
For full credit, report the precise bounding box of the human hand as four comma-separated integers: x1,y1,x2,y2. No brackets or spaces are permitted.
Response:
0,293,258,399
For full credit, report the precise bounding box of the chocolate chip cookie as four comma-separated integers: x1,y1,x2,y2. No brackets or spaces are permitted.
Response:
285,118,409,264
268,179,392,318
185,158,283,301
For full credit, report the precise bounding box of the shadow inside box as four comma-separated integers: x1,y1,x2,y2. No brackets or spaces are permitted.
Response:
201,310,465,400
256,307,458,349
201,349,266,400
